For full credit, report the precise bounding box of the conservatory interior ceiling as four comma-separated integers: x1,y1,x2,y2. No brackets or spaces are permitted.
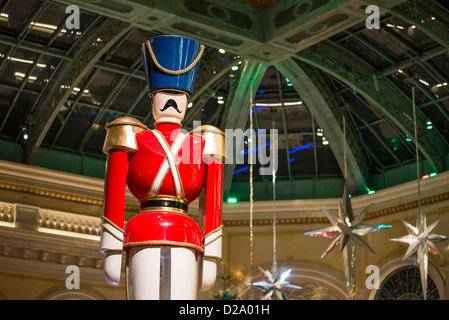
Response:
0,0,448,201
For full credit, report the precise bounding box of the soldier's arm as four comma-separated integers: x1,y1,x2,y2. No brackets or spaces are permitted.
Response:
194,125,226,291
100,117,146,285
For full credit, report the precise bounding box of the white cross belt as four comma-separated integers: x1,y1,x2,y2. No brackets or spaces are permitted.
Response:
147,130,188,198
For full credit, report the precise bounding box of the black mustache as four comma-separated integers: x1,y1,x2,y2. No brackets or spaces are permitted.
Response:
159,99,182,113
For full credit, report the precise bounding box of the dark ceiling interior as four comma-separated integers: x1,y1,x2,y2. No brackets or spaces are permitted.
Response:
0,0,448,201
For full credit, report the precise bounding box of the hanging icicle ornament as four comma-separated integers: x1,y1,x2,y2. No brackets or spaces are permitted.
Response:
304,115,391,299
389,86,449,300
270,115,278,277
247,107,301,300
248,83,255,300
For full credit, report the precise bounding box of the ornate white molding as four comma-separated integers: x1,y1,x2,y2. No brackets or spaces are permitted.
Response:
1,159,449,226
39,208,101,238
0,160,105,199
0,201,101,238
0,202,14,224
0,223,105,276
0,199,106,280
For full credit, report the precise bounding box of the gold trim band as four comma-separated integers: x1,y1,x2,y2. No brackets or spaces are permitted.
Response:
101,216,125,233
150,88,190,99
140,195,190,205
105,120,147,130
203,255,222,262
146,40,205,76
140,206,188,215
204,225,223,239
124,240,204,253
0,180,140,212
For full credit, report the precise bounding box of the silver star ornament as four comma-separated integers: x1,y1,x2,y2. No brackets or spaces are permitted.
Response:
390,209,449,300
305,186,391,258
249,266,302,300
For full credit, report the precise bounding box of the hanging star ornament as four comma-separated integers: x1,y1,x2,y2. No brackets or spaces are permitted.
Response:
248,266,302,300
305,185,392,258
390,208,449,300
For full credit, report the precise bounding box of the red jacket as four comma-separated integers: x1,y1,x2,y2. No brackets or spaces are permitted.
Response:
102,117,224,256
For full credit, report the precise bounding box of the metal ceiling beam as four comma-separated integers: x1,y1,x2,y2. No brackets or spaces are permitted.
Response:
388,0,449,50
194,64,241,103
1,8,67,136
77,55,142,152
94,60,145,80
76,75,129,152
0,34,147,79
295,40,448,173
182,52,244,129
325,74,389,172
49,68,100,149
0,53,43,133
0,0,49,75
346,110,386,171
376,46,447,79
125,86,148,116
376,28,449,136
70,0,387,64
221,60,266,193
310,116,319,178
183,76,228,129
349,109,403,165
0,34,71,60
276,58,369,195
325,74,407,167
345,87,417,160
344,31,397,65
341,10,449,104
25,17,132,163
0,80,150,123
275,69,292,180
413,79,449,123
379,26,449,99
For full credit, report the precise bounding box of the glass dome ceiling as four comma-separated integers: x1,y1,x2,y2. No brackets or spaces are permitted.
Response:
0,0,448,201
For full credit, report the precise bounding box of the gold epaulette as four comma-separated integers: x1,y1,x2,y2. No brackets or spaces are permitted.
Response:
102,117,147,154
191,125,227,162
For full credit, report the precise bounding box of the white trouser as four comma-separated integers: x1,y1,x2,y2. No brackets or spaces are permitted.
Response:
199,228,222,291
127,247,197,300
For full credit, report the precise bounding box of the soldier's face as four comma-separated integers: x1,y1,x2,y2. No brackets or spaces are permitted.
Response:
152,91,187,125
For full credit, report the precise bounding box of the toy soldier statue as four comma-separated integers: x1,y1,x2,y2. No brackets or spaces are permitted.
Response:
99,35,225,300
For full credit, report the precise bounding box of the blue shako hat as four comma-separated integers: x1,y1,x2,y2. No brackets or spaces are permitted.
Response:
142,35,204,98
